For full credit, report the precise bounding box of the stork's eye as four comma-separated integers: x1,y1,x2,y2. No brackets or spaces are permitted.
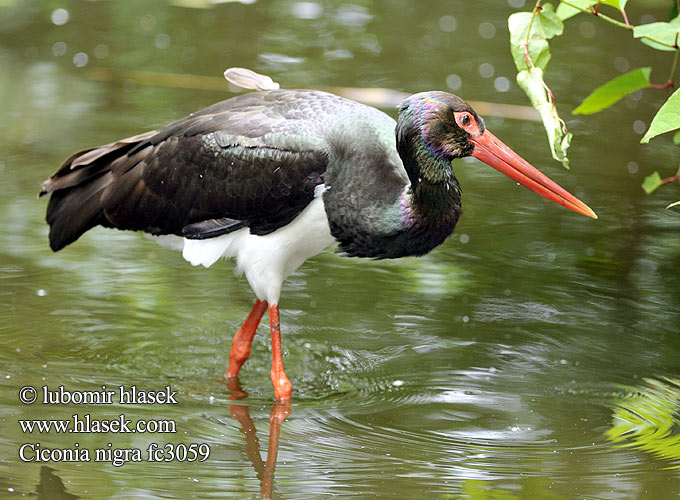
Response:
454,111,479,135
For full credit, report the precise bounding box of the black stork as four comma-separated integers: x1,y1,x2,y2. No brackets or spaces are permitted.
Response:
40,71,596,402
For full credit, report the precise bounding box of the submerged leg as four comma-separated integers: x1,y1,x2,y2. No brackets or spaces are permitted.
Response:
226,299,268,378
268,303,292,402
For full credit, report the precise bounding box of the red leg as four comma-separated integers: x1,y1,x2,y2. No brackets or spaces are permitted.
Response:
268,303,292,402
226,299,268,378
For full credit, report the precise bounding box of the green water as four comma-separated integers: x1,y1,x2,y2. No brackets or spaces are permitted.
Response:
1,0,680,498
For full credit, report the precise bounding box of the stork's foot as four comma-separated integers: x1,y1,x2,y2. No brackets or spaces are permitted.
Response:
271,369,292,402
226,299,267,378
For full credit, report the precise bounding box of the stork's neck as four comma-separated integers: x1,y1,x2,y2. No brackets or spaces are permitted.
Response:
397,151,462,256
395,95,463,239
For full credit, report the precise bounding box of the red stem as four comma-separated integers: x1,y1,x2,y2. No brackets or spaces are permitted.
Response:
661,172,680,186
648,81,674,90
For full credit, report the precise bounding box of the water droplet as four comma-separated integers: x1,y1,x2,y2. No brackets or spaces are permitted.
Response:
155,33,171,49
462,315,469,323
94,44,109,59
508,0,526,7
633,120,646,134
439,15,457,33
478,62,494,79
51,8,69,26
140,14,157,31
613,56,629,73
73,52,89,67
578,21,596,38
446,74,462,91
334,4,372,27
292,2,323,20
325,49,353,60
459,233,470,244
52,41,67,57
494,76,510,92
478,22,496,39
392,380,404,387
360,33,381,54
37,289,47,297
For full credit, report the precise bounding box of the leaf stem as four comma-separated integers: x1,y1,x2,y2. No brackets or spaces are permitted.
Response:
660,170,680,186
523,0,543,68
649,47,679,90
524,1,558,104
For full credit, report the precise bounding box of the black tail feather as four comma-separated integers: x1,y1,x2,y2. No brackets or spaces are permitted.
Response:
46,172,113,251
40,131,156,251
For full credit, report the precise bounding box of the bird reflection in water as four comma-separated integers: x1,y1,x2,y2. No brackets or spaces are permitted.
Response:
225,377,290,499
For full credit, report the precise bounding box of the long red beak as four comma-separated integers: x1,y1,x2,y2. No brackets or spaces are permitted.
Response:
470,130,597,219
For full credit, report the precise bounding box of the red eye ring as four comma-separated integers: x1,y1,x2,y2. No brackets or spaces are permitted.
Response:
454,111,473,129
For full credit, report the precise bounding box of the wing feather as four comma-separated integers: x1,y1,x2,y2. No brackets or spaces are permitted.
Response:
41,90,333,250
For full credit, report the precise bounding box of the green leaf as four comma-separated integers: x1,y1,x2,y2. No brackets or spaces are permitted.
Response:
508,4,564,72
556,0,628,21
633,17,680,52
538,3,564,39
556,0,596,21
517,67,572,168
674,131,680,145
600,0,628,9
640,87,680,143
573,67,651,115
642,171,663,194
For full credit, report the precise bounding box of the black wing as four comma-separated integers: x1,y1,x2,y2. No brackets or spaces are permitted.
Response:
40,90,330,251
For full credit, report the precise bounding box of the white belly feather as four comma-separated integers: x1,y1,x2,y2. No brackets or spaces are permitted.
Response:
145,185,336,304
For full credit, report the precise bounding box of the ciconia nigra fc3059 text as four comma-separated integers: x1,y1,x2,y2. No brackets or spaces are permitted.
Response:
40,75,596,401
